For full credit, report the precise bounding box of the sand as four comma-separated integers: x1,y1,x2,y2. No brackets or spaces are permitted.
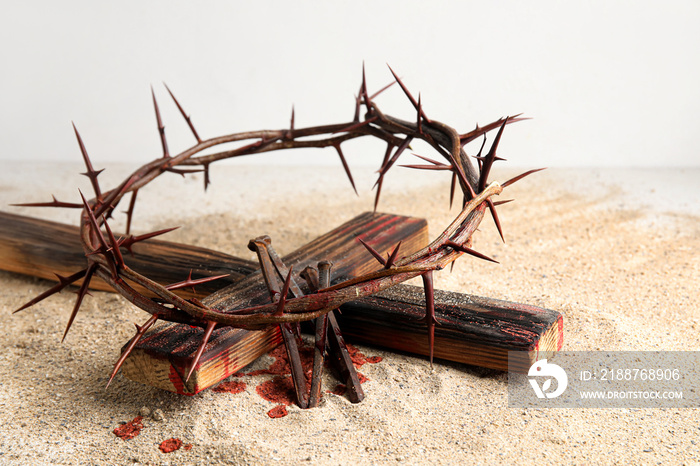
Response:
1,161,699,465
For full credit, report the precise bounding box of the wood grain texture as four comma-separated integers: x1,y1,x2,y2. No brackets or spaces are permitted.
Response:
119,212,429,394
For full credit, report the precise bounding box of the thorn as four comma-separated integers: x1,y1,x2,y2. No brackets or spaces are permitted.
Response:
409,153,450,167
62,263,97,342
360,62,370,108
275,267,294,316
486,198,505,243
449,172,457,209
378,136,413,178
493,199,514,206
103,220,125,270
13,269,88,314
107,314,158,388
165,167,204,177
386,65,431,123
399,163,453,171
373,143,394,212
473,134,487,172
357,238,387,267
384,241,402,269
446,240,499,263
120,226,179,255
11,195,83,209
369,80,397,101
165,272,230,292
333,144,358,195
501,168,546,188
163,83,201,143
421,271,437,366
203,162,211,192
417,93,423,134
289,105,295,133
186,320,217,382
125,190,138,236
72,123,103,200
460,115,528,146
479,117,508,192
151,86,169,158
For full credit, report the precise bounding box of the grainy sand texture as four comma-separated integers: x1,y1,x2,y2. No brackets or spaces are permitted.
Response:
1,162,699,465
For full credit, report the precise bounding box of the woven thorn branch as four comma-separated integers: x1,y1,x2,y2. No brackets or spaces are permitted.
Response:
13,65,543,408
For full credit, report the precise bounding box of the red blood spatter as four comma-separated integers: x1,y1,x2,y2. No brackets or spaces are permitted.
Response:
345,343,383,368
113,416,144,440
267,405,288,419
184,443,193,451
256,376,295,405
159,438,183,453
215,340,383,412
212,380,247,394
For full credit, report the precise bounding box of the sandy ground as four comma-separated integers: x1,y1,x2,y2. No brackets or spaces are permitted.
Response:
0,161,699,465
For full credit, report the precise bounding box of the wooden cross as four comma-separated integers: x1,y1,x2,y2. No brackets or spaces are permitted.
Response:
2,211,563,396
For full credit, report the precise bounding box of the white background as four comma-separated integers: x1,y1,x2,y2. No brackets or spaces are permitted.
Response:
1,1,698,168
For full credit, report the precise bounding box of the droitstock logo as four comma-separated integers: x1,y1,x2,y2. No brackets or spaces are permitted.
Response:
527,359,568,399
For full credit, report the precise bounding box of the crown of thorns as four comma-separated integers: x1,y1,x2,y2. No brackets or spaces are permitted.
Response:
14,66,542,390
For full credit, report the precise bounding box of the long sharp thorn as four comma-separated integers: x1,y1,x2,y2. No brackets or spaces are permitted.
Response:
103,221,125,270
125,190,138,236
275,267,294,316
373,174,384,213
459,115,528,146
399,164,453,171
479,117,508,192
290,105,295,132
386,64,431,122
373,143,394,212
384,241,402,269
165,273,230,292
13,269,87,314
120,226,179,255
163,83,201,143
72,123,103,200
486,198,505,243
502,168,547,188
62,263,97,342
357,238,387,267
493,199,514,206
449,171,457,209
369,80,397,101
186,320,217,382
361,62,370,108
107,314,158,388
378,136,413,177
151,86,169,159
446,240,499,264
11,195,83,209
417,93,423,133
421,271,437,366
203,162,211,191
410,153,449,167
334,144,358,195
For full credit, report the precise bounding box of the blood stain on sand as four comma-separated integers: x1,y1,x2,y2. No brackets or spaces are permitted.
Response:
214,341,382,418
159,437,193,453
113,416,144,440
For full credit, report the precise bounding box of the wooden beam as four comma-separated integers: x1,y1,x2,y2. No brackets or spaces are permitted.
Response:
1,211,563,395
